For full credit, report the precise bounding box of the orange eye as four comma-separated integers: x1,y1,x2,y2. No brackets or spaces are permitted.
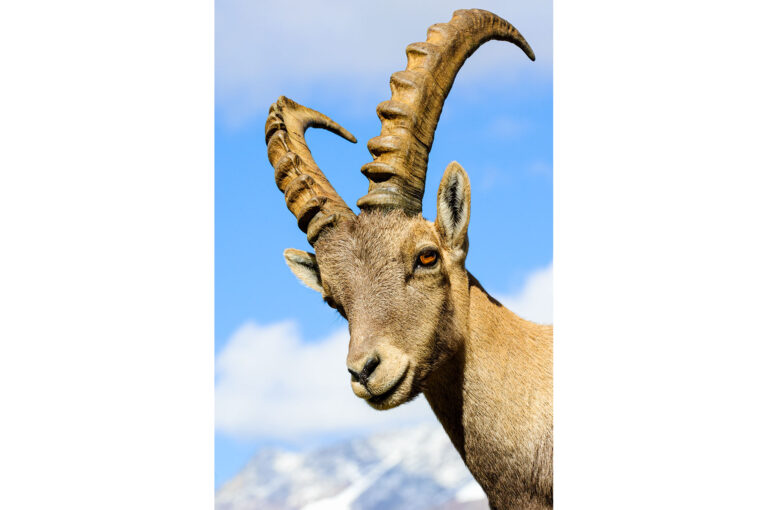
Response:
418,251,438,267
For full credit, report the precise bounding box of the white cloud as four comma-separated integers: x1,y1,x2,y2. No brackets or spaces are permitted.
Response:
216,0,552,125
215,321,434,440
215,264,553,440
497,263,553,325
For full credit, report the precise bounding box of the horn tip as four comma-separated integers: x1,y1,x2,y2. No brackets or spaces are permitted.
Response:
342,130,358,144
330,122,357,144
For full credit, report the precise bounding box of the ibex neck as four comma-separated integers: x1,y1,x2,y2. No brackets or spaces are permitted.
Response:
422,272,553,508
422,272,520,457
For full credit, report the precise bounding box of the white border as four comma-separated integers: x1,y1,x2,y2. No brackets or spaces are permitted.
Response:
555,1,768,507
0,1,213,508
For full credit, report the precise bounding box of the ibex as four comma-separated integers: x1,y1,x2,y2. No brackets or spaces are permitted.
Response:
264,9,552,510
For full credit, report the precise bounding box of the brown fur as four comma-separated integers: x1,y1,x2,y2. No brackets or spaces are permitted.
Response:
286,166,552,509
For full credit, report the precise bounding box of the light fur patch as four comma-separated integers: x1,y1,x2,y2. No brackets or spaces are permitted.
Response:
284,248,323,292
437,161,470,247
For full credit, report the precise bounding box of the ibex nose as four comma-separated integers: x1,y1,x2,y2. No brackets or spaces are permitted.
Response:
348,355,380,386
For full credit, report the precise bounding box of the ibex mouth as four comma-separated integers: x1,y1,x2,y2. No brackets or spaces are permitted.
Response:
366,366,410,409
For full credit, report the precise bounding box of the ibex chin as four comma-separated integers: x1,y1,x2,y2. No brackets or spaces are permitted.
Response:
264,9,552,510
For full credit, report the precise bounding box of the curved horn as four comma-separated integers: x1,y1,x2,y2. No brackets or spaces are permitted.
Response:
357,9,535,215
266,96,357,245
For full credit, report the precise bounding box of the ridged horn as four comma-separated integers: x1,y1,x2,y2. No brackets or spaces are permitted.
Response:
357,9,535,215
266,96,357,245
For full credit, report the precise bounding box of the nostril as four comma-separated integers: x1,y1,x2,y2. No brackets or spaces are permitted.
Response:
359,356,380,384
348,368,360,382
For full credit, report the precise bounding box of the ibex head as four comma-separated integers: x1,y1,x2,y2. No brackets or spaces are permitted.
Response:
265,9,534,410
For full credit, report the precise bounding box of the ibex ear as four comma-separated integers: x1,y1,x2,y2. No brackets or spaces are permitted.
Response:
436,161,471,255
283,248,323,293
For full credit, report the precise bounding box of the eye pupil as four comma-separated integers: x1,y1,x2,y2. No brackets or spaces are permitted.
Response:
419,251,437,266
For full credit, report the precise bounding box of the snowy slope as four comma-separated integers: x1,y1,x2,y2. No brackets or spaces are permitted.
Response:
216,425,489,510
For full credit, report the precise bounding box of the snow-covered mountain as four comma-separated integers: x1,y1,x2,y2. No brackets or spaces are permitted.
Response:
215,424,489,510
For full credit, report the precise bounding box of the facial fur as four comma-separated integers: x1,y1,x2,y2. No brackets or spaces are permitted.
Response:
313,209,469,410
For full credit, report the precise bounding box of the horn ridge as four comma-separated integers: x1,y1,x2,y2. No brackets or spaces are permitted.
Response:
357,9,535,215
265,96,357,245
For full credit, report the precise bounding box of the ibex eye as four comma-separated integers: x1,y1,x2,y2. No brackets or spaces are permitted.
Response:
417,250,439,267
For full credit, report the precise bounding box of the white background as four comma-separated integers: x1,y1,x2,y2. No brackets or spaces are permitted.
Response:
1,1,766,508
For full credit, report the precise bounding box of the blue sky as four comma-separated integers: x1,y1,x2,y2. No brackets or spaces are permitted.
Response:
215,0,552,488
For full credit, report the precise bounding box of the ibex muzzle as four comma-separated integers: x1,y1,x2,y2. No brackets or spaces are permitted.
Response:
265,9,552,509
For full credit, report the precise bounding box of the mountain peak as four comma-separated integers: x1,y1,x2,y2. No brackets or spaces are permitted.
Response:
216,424,489,510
